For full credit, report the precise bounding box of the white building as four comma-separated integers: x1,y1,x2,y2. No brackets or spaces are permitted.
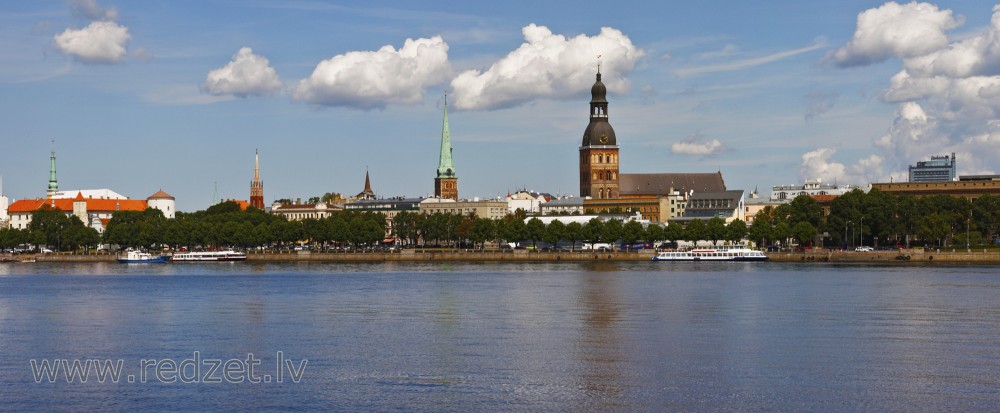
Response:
539,196,589,215
270,199,342,221
505,190,551,214
8,190,176,232
0,177,8,228
50,189,128,200
770,179,859,202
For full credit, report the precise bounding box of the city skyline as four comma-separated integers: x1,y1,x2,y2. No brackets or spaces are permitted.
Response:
2,1,999,211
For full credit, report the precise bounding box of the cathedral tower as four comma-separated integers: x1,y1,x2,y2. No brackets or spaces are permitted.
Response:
579,70,619,199
434,95,458,200
250,149,264,209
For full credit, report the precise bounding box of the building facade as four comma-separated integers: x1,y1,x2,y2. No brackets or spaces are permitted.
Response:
250,150,264,209
344,197,423,240
270,200,342,221
671,190,745,224
540,196,588,215
434,96,458,201
8,191,175,232
579,70,620,199
505,190,551,214
419,198,506,220
909,153,956,182
871,175,1000,201
769,179,860,201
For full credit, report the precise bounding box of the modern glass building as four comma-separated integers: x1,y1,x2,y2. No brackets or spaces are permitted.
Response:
909,153,956,182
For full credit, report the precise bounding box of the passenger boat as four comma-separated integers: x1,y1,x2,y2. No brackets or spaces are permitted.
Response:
117,250,170,264
652,247,767,262
170,250,247,262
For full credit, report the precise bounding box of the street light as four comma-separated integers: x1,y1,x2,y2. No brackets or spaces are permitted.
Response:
846,220,852,250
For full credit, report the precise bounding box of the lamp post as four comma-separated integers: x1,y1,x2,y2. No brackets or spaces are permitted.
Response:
846,220,852,250
860,216,864,248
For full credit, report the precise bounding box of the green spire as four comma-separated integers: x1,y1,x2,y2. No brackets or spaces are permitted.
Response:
47,142,58,198
436,95,455,178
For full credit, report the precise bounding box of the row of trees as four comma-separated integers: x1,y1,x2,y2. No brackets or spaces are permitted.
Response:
748,190,1000,248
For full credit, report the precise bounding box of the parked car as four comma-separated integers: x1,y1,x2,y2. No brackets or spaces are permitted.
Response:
855,246,874,252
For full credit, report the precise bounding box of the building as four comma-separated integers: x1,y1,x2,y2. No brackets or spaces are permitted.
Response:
419,198,506,220
909,152,956,182
8,190,176,232
49,189,128,200
344,197,423,241
583,196,671,223
434,95,458,201
540,196,588,215
270,199,341,221
671,190,745,224
0,176,9,228
618,173,726,221
505,190,551,215
744,189,783,223
579,70,620,199
769,178,860,201
355,169,376,201
250,149,264,209
871,175,1000,201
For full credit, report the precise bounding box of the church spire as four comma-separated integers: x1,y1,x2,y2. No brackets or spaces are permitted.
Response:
47,141,58,199
436,94,455,178
249,149,264,209
364,167,373,194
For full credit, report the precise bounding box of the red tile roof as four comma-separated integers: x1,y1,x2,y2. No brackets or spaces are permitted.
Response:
7,198,148,213
147,190,175,200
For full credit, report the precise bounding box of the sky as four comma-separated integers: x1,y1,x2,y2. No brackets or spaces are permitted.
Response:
2,0,999,211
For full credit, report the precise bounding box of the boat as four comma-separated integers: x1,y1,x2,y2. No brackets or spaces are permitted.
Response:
170,250,247,262
652,247,768,262
117,250,170,264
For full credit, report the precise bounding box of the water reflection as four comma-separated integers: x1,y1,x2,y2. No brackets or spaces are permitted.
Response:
576,271,625,408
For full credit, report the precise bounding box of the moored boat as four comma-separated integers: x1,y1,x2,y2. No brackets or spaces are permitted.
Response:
117,250,170,264
171,250,247,262
652,247,767,262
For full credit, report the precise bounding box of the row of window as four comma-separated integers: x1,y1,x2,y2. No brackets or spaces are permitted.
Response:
591,153,617,164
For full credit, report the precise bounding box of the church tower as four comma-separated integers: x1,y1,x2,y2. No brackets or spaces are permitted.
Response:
47,143,59,199
250,149,264,209
579,69,619,199
434,95,458,201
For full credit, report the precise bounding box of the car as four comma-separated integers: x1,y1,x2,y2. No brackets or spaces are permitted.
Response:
855,246,874,252
40,248,54,254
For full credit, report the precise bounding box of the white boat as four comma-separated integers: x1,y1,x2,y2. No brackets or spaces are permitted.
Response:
652,247,767,262
170,250,247,262
117,249,170,264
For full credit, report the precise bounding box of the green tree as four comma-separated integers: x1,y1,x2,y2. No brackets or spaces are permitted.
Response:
526,218,546,248
747,218,771,248
621,220,644,249
726,219,748,245
582,218,604,247
791,221,818,246
543,220,565,248
684,220,706,246
706,217,727,246
564,221,583,251
663,221,683,243
469,218,495,249
602,219,623,250
644,224,664,245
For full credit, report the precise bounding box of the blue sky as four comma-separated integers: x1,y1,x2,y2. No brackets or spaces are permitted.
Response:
2,1,999,211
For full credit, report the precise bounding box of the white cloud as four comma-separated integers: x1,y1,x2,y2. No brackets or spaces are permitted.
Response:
203,47,282,98
53,21,130,64
293,36,450,109
828,1,961,67
676,41,824,76
449,24,645,110
670,132,726,156
799,147,882,184
70,0,118,21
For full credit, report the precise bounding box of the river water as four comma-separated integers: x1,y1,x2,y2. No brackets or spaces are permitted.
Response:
1,262,998,412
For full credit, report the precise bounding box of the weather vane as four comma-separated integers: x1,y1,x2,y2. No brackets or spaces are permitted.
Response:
597,54,602,73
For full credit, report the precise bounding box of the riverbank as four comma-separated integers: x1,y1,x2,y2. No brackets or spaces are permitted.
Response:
4,248,1000,263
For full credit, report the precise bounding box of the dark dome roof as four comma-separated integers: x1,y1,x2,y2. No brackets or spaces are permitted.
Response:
582,121,616,146
590,73,607,103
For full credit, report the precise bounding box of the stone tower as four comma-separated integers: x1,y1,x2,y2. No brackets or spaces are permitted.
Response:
250,149,264,209
434,95,458,201
47,144,59,199
579,69,619,199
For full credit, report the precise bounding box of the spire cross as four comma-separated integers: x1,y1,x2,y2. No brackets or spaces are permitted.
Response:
597,54,602,74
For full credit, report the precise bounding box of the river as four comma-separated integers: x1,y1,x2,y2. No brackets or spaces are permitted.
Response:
1,262,998,412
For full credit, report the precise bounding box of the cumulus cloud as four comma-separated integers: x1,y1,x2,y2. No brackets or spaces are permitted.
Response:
449,24,645,110
53,21,130,64
799,147,882,184
203,47,282,98
293,36,450,109
670,132,726,157
829,3,1000,179
828,1,961,67
70,0,118,21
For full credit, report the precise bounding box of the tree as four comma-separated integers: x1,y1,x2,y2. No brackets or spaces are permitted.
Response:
706,217,727,246
543,220,565,248
663,221,683,243
791,221,817,246
526,218,546,248
583,218,603,247
726,219,748,245
602,219,623,250
684,220,706,246
469,218,495,249
644,224,663,246
747,218,771,248
772,221,792,246
564,221,583,251
621,221,644,249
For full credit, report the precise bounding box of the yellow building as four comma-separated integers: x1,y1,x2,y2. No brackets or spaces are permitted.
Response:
871,176,1000,201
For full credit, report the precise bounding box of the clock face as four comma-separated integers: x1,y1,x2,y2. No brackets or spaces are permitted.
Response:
598,134,608,144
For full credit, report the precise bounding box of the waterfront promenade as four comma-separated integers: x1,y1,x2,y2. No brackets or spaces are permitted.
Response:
5,249,1000,263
